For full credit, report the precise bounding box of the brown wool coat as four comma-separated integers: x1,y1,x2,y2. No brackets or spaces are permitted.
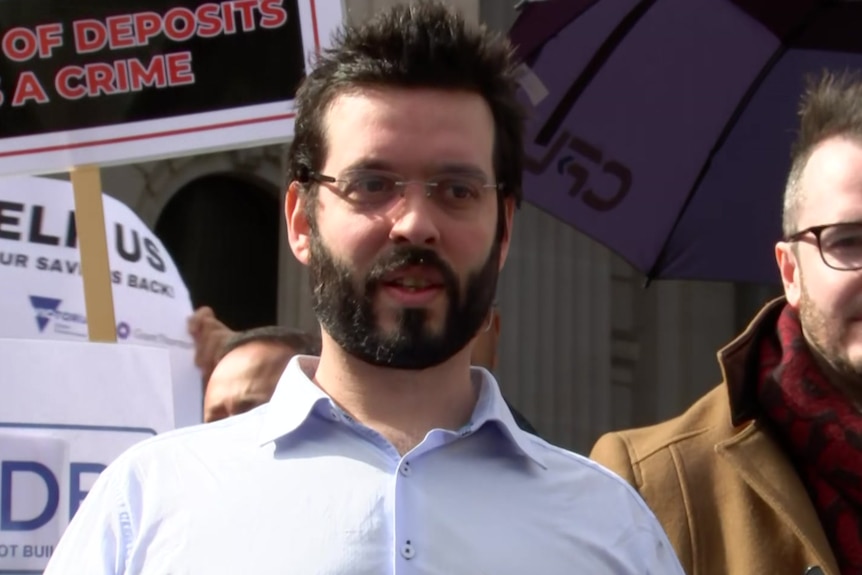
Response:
590,299,839,575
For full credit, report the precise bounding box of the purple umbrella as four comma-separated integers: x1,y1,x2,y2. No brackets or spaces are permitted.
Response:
510,0,861,285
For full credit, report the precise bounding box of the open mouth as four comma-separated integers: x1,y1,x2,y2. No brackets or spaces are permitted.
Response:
383,277,441,291
379,266,446,302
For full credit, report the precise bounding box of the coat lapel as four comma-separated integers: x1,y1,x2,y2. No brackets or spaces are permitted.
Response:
716,421,839,575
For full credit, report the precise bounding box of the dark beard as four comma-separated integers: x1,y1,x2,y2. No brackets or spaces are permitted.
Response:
800,286,862,382
308,235,500,370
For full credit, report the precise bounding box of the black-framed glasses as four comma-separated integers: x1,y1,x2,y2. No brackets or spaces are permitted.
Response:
786,222,862,271
309,169,502,213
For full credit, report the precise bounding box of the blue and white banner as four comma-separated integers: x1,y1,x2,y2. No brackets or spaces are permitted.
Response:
0,339,174,572
0,433,67,572
0,175,201,427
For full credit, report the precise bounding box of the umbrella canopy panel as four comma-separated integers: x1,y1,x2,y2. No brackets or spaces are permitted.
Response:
511,0,862,284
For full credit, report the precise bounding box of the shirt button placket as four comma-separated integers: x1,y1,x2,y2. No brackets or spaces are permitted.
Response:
394,458,417,573
399,460,412,477
400,540,415,560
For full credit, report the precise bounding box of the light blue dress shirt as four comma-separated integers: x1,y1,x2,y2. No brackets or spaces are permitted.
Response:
45,356,684,574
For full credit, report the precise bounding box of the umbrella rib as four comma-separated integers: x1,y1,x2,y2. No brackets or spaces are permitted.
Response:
643,0,831,286
535,0,658,146
511,0,603,63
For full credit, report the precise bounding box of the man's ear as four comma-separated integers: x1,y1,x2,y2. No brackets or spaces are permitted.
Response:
497,196,516,271
491,307,501,338
776,241,802,307
285,181,311,265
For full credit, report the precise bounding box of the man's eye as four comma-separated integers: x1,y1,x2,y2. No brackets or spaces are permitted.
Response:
348,176,393,195
436,179,480,201
450,182,476,199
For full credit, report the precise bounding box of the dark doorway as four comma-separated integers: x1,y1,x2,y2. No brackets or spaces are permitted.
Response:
155,173,280,331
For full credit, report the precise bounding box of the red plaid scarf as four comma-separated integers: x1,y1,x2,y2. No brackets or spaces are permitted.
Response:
757,304,862,574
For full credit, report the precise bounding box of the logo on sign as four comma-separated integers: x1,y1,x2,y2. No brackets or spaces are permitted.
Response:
116,321,193,350
27,296,87,335
116,321,131,340
28,296,61,332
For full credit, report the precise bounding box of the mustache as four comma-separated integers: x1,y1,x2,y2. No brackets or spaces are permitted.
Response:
365,246,457,287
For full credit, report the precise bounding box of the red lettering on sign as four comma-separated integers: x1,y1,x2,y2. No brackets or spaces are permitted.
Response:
232,0,258,32
196,4,223,38
85,63,115,97
260,0,288,29
128,56,168,90
163,7,197,42
12,72,48,106
36,23,64,58
106,15,136,49
133,12,163,46
55,54,196,100
222,2,238,35
166,52,195,86
55,66,86,100
73,20,107,54
2,28,37,62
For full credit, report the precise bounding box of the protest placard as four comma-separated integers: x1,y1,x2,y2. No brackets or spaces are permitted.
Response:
0,338,174,573
0,175,200,427
0,0,344,347
0,0,342,174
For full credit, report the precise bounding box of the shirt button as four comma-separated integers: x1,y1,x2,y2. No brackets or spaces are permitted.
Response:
400,541,415,560
399,461,412,477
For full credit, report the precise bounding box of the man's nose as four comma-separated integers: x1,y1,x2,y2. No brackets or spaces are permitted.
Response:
388,183,441,245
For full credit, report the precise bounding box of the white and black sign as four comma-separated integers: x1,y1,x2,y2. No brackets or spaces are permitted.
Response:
0,176,201,428
0,339,174,573
0,0,344,175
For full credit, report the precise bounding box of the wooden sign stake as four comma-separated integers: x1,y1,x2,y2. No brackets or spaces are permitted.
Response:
70,165,117,343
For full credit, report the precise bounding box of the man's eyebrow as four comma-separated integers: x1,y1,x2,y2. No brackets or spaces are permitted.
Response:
342,160,489,180
342,159,396,173
432,163,489,179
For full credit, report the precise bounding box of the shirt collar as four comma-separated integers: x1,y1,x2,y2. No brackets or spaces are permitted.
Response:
258,356,547,469
257,355,330,446
467,367,547,469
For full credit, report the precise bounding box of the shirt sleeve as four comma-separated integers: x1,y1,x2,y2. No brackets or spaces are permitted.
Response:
607,510,687,575
43,460,133,575
592,465,687,575
633,525,687,575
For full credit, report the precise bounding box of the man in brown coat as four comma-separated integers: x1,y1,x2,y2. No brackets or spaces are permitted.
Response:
591,70,862,575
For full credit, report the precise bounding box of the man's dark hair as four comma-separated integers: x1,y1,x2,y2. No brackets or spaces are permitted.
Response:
783,69,862,236
218,325,321,362
285,0,525,236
